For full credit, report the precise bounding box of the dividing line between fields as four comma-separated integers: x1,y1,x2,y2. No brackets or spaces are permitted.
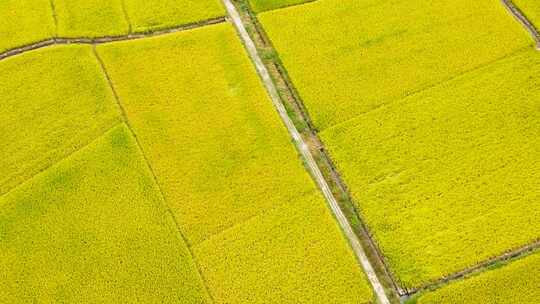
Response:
501,0,540,50
91,47,217,303
221,1,390,303
0,16,226,62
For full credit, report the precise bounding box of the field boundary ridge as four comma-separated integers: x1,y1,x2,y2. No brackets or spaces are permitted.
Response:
0,16,226,62
502,0,540,50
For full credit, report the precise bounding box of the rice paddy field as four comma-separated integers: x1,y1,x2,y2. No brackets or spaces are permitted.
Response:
1,0,539,303
256,0,540,297
0,6,374,303
248,0,313,12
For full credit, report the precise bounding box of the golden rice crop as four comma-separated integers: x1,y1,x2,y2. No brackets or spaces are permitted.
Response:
0,0,55,52
123,0,225,33
320,48,540,288
96,23,373,302
0,124,211,303
0,44,121,196
194,191,374,304
249,0,313,12
258,0,533,130
55,0,129,37
412,252,540,303
95,24,319,246
513,0,540,27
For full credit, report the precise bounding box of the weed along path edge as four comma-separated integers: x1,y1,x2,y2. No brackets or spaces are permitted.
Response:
221,0,390,303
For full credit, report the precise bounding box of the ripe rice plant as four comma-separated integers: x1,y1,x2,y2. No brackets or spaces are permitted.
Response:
319,48,540,288
0,0,55,52
194,191,374,303
123,0,225,33
258,0,533,130
0,124,211,303
55,0,129,37
96,24,319,246
249,0,314,12
0,44,121,196
411,252,540,303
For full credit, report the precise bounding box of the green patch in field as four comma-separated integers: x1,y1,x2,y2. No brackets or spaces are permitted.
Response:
259,0,533,130
411,252,540,303
513,0,540,27
320,48,540,287
0,44,121,196
96,24,318,245
123,0,225,33
54,0,129,37
249,0,314,13
0,124,211,303
0,0,55,52
194,192,373,303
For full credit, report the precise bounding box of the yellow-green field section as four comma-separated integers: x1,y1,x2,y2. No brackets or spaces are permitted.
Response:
0,0,224,52
96,23,374,302
194,192,372,304
260,0,540,288
54,0,129,37
0,0,55,52
258,0,534,130
0,44,121,196
320,48,540,288
0,125,211,303
513,0,540,26
124,0,225,33
249,0,313,12
410,252,540,304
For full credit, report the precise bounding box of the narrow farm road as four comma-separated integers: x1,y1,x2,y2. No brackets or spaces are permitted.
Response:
502,0,540,50
220,0,391,303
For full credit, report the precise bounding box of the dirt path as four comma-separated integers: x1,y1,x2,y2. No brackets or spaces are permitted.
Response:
221,0,391,303
0,17,226,61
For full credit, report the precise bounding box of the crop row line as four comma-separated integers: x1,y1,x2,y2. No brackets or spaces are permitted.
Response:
91,46,216,303
502,0,540,50
222,0,391,303
0,16,226,62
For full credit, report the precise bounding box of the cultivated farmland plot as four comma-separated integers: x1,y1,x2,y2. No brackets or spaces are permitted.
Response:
0,0,225,52
256,0,540,295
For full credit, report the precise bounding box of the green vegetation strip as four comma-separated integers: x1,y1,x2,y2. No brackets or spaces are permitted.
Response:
0,44,121,196
410,251,540,303
258,0,532,130
320,48,540,288
0,125,211,303
97,23,374,302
